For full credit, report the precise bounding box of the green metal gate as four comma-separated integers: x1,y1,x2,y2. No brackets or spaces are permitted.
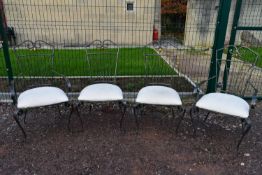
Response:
207,0,262,97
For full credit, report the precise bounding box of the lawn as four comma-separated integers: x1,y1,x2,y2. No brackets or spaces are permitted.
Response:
0,48,177,76
249,47,262,67
221,46,262,67
238,47,262,67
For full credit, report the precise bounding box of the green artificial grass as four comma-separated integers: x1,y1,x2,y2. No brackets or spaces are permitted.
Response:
223,47,262,67
0,48,177,76
247,47,262,67
233,47,262,67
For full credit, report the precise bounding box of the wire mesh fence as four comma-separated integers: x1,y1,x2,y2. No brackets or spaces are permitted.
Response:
230,0,262,97
236,0,262,48
0,0,262,102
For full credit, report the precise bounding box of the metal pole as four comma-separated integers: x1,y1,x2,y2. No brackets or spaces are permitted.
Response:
222,0,243,91
0,7,13,82
207,0,232,93
0,0,7,28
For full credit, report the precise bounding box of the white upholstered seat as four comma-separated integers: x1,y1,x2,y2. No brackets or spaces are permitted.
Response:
17,87,69,109
136,86,182,106
78,83,123,102
196,93,250,118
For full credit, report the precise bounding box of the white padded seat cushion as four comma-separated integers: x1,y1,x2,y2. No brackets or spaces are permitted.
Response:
78,83,123,102
196,93,250,118
17,87,69,109
136,86,182,106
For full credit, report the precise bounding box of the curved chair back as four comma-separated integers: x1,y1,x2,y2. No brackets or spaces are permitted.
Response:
13,40,55,77
249,66,262,97
85,40,119,84
215,45,259,97
12,40,59,92
143,40,177,87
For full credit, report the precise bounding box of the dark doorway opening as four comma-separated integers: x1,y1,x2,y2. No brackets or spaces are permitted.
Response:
161,0,187,43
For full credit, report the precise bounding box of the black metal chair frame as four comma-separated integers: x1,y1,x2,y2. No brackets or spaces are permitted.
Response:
68,40,126,131
190,45,259,150
123,40,186,132
11,40,74,138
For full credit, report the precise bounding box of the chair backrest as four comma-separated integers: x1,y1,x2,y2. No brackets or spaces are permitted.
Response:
13,40,55,90
14,40,55,77
143,40,177,87
85,40,119,83
215,45,259,96
249,66,262,97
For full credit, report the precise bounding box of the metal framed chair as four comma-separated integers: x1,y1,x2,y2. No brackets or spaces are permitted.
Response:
126,40,185,132
72,40,125,129
11,40,72,138
190,45,259,150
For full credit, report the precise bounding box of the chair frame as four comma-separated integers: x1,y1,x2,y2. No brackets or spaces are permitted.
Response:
11,40,74,138
124,40,186,132
190,45,259,150
68,40,126,130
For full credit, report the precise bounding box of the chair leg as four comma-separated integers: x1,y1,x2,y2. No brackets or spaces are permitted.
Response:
75,105,84,131
203,112,210,123
67,105,74,131
237,118,251,150
175,107,186,133
57,105,62,118
189,107,197,135
171,107,175,121
23,110,28,124
13,110,27,138
89,104,93,113
133,105,141,131
119,102,127,131
68,104,84,131
168,107,175,128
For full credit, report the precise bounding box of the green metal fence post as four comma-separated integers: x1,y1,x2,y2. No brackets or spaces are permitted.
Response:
222,0,243,91
0,9,13,82
207,0,232,93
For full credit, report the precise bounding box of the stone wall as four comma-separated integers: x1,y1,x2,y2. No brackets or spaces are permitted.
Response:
4,0,159,46
184,0,219,47
236,0,262,46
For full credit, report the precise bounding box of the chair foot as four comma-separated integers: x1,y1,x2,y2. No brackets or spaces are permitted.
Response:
13,110,27,138
23,110,28,124
203,112,210,123
237,118,251,150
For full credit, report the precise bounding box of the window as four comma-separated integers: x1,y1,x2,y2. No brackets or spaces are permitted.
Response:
126,2,134,12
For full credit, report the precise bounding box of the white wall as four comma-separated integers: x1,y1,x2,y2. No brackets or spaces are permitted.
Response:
4,0,158,46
